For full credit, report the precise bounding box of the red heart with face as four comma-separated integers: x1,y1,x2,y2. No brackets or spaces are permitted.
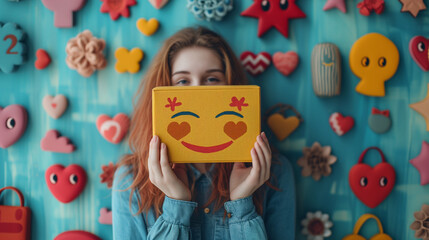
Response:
45,164,87,203
409,36,429,71
349,147,396,208
240,51,271,76
35,49,51,70
329,112,354,136
96,113,130,144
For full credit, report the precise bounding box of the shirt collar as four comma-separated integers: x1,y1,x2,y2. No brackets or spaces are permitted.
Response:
189,163,216,183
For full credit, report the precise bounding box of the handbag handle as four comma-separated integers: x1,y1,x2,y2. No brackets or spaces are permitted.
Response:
0,186,25,207
353,213,385,234
264,103,304,122
358,147,386,164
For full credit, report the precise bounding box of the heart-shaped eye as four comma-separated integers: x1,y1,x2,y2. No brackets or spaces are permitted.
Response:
224,121,247,140
167,122,191,140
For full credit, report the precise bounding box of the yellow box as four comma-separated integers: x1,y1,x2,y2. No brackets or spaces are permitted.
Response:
152,85,260,163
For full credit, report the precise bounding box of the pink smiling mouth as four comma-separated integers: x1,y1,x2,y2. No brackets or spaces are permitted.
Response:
181,141,233,153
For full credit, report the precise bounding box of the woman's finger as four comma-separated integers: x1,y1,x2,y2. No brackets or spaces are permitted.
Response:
257,135,271,166
249,147,261,181
148,136,162,178
261,132,271,154
254,141,266,182
159,143,176,181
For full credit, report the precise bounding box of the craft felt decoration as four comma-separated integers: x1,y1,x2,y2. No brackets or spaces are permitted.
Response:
343,214,392,240
323,0,346,13
368,108,391,134
40,130,76,153
409,36,429,71
187,0,233,21
99,208,112,225
41,0,85,27
96,113,130,144
100,0,136,20
115,47,144,73
311,43,341,97
349,147,396,208
329,112,354,136
349,33,399,97
265,103,303,141
400,0,426,17
136,18,159,36
410,204,429,239
35,49,51,70
0,104,28,149
410,84,429,131
410,141,429,185
297,142,337,181
100,162,117,188
241,0,306,38
54,231,101,240
0,22,26,73
357,0,385,16
301,211,333,240
42,94,68,119
45,164,87,203
240,51,271,76
273,51,299,76
152,85,260,163
0,187,31,240
149,0,169,9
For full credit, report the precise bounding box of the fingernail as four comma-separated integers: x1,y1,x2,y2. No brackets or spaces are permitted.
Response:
161,143,166,149
155,136,159,142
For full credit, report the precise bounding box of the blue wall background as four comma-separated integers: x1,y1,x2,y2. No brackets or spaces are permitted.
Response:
1,0,428,239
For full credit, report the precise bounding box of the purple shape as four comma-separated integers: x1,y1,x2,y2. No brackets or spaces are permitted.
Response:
41,0,86,28
41,129,76,153
0,104,28,148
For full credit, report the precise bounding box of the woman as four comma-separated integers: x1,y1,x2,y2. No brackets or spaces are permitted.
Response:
112,26,296,239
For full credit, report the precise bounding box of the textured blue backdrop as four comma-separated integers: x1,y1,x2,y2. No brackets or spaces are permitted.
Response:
1,0,428,239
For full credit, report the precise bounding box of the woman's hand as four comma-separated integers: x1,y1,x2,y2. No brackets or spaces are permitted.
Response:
148,135,191,201
229,132,272,201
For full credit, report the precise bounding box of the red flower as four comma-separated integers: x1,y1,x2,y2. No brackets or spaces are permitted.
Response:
165,97,182,111
230,97,249,111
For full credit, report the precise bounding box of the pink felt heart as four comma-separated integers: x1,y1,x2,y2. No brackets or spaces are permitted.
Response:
273,51,299,76
41,129,76,153
148,0,169,9
96,113,130,144
99,208,112,225
35,49,51,70
0,104,28,149
43,95,68,119
329,112,354,136
45,164,87,203
240,51,271,76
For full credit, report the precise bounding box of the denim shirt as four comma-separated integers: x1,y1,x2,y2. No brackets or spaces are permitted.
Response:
112,154,296,240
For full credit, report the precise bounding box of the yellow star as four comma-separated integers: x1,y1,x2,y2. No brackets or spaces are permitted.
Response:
410,84,429,131
115,47,144,74
400,0,426,17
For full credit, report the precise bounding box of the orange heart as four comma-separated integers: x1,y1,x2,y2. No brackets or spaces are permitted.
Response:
224,121,247,140
267,113,300,141
167,122,191,140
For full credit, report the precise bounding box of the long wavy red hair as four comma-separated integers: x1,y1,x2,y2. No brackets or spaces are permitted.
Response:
117,26,266,216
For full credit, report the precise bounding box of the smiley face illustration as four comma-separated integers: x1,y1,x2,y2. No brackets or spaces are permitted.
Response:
349,33,399,97
152,86,260,163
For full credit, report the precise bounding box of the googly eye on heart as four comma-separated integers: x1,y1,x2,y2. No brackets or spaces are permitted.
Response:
45,164,87,204
0,104,28,149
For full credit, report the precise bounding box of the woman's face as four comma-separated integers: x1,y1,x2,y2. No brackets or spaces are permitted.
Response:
171,47,227,86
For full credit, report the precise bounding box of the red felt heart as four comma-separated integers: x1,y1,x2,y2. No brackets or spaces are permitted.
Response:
329,112,354,136
240,51,271,76
409,36,429,71
96,113,130,144
35,49,51,70
45,164,87,203
349,147,396,208
273,51,299,76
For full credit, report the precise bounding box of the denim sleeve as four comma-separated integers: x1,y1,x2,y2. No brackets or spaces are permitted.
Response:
147,196,197,239
224,196,268,240
263,154,296,240
112,166,198,240
112,166,148,240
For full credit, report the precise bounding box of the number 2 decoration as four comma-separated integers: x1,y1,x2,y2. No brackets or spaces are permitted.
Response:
0,22,26,73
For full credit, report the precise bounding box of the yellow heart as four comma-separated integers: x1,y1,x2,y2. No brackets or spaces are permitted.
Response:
136,18,159,36
267,113,300,141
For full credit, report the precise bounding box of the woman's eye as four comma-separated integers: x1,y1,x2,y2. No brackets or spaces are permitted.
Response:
207,77,220,82
176,79,188,85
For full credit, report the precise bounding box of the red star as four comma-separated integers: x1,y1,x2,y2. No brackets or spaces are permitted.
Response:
241,0,306,38
165,97,182,111
230,97,249,111
100,0,137,20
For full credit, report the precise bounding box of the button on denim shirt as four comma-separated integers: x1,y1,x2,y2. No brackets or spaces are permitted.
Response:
112,154,295,240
